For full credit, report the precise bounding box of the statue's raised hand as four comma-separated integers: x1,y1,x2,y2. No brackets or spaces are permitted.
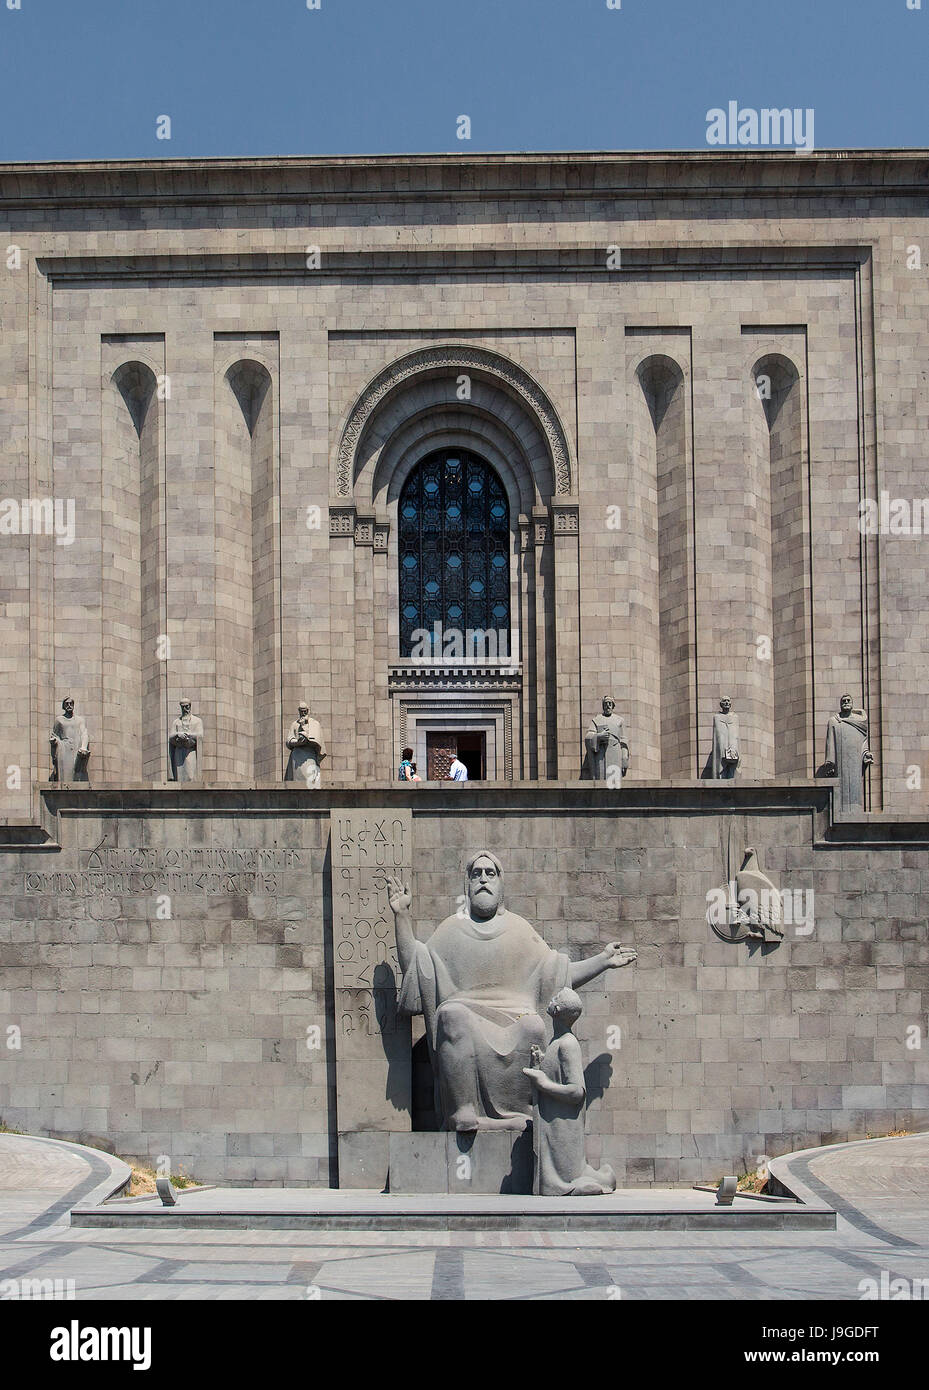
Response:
603,942,637,969
385,872,411,915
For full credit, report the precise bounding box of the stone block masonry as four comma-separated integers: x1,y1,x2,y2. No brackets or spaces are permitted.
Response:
0,783,925,1188
0,152,927,814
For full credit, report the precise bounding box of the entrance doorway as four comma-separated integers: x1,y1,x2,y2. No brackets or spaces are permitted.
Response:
426,731,486,781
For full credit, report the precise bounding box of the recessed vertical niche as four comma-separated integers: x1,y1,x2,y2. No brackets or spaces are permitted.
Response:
636,355,696,778
216,356,280,780
108,360,163,781
753,353,812,777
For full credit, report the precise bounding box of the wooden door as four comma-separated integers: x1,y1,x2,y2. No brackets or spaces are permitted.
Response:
426,732,457,781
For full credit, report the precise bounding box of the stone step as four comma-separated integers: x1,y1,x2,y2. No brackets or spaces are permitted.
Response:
71,1186,835,1232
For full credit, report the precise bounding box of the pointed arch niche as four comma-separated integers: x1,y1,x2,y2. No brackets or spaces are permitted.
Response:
750,352,813,777
631,354,696,777
330,345,579,781
213,342,282,780
102,349,166,781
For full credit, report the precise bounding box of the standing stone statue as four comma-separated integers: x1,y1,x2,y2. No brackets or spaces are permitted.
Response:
584,696,630,783
50,698,90,783
704,697,741,780
821,695,872,811
523,989,617,1196
284,703,326,787
169,700,203,783
386,851,636,1133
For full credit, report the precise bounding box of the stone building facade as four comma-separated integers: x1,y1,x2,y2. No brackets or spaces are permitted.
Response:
0,153,926,1187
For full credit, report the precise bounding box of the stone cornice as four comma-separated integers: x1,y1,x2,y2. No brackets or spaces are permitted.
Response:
8,780,929,849
32,778,834,813
34,245,871,284
3,150,929,208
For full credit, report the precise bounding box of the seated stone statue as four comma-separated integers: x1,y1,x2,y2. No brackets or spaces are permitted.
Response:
523,989,617,1197
386,851,636,1133
50,697,90,783
284,703,326,787
169,700,203,783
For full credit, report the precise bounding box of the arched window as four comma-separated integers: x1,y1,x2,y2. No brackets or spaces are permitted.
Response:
398,449,510,659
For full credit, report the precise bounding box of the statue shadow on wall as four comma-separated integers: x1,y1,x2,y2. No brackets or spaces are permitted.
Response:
745,936,782,958
371,961,413,1114
585,1052,613,1106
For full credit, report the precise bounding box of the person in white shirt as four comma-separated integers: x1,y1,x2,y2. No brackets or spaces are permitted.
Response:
448,756,468,782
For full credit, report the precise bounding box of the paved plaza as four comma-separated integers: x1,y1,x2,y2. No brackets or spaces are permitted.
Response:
0,1131,926,1300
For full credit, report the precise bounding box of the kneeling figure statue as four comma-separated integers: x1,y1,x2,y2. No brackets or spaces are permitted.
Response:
524,989,617,1196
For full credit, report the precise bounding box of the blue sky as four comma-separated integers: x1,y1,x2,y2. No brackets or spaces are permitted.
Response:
0,0,925,161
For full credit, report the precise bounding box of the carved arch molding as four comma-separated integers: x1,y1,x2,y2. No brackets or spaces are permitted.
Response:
336,344,574,497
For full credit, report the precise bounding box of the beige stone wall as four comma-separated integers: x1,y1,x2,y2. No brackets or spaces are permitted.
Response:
0,787,925,1187
0,154,924,809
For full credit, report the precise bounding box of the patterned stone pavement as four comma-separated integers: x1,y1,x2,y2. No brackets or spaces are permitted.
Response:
1,1131,927,1300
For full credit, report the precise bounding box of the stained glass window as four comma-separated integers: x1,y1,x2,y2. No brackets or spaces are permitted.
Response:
398,450,510,659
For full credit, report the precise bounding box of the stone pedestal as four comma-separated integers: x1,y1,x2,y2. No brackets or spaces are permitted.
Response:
388,1130,534,1194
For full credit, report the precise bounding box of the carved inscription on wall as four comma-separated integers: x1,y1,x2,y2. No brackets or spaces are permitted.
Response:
23,846,300,897
330,808,412,1134
331,811,408,1008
